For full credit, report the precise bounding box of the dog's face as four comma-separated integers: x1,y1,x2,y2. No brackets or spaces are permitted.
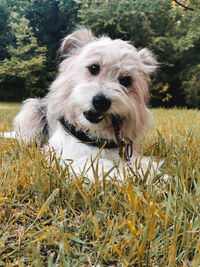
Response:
48,29,156,140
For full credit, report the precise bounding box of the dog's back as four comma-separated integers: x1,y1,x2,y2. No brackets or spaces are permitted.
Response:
14,97,48,142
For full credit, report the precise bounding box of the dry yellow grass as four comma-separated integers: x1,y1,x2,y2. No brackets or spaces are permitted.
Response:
0,103,200,266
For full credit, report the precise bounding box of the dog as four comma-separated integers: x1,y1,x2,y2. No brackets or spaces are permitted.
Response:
14,28,161,181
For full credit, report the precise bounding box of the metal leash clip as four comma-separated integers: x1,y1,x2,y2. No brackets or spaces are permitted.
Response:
119,137,133,161
111,114,133,161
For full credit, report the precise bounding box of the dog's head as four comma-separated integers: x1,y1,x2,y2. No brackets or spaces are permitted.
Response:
47,29,156,141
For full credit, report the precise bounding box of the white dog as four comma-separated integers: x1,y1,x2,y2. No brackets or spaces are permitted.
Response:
14,29,161,180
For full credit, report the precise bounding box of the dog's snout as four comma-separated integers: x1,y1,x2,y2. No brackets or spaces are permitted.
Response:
92,94,111,112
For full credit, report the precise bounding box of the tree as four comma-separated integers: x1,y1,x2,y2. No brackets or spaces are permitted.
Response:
77,0,153,46
24,0,80,96
26,0,80,71
0,1,10,61
0,12,46,100
174,0,200,108
0,0,80,100
183,65,200,108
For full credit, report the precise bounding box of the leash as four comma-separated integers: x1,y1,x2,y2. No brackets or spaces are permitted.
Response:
111,115,133,161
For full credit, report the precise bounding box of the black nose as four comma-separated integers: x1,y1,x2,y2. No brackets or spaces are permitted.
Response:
92,94,111,112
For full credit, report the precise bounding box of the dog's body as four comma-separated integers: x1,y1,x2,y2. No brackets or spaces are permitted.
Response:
14,29,159,179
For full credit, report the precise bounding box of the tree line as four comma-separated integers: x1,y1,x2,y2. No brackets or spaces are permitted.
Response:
0,0,199,108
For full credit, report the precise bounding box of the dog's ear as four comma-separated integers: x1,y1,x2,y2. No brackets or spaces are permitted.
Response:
61,29,95,55
138,48,157,76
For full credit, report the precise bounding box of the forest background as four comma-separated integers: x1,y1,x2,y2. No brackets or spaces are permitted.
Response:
0,0,199,108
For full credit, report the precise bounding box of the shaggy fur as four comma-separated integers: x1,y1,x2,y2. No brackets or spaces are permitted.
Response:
14,29,158,179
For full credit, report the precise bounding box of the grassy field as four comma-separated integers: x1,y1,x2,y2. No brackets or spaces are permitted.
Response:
0,103,200,266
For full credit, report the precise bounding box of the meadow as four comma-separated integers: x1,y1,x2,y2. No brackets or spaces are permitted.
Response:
0,103,200,266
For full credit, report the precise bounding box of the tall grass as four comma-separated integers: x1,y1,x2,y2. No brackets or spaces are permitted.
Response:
0,103,199,266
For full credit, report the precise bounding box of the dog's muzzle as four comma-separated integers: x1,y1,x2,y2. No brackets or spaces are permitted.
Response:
82,94,133,161
83,110,104,124
83,93,111,124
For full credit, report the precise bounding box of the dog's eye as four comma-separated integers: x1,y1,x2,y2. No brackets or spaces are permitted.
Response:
88,64,100,76
119,76,132,87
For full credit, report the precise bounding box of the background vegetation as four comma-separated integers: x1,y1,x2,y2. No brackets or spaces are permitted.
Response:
0,0,199,108
0,104,200,265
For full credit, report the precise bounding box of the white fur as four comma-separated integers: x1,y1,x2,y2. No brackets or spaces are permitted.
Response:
46,124,162,181
12,29,162,181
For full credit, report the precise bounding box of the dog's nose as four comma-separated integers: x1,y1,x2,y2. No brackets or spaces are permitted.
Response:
92,94,111,112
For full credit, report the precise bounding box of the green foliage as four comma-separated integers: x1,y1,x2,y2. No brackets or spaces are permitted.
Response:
0,12,47,100
0,1,10,61
174,1,200,108
0,0,80,101
182,64,200,108
0,105,200,265
26,0,79,69
77,0,156,45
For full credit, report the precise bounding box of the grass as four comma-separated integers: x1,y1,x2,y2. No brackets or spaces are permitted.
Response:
0,102,200,266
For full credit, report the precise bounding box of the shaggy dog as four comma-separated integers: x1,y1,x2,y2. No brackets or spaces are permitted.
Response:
14,29,160,180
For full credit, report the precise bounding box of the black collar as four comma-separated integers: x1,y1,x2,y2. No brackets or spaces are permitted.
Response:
58,116,118,149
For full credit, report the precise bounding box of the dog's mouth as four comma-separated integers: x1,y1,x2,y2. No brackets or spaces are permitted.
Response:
83,110,104,124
